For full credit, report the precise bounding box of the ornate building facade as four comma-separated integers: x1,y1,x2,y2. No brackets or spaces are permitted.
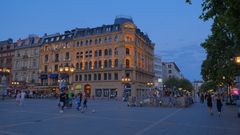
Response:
12,35,41,86
0,38,15,85
39,17,154,99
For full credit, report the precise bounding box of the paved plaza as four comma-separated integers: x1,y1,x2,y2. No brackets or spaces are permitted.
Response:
0,99,239,135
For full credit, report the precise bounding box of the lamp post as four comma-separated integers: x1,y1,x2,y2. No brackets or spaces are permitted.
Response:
58,64,75,92
121,77,131,101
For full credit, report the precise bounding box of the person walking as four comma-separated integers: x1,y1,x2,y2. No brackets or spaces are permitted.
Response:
200,94,205,104
59,91,66,113
16,91,21,106
81,95,88,113
206,94,213,115
216,94,223,117
20,90,26,106
76,92,83,111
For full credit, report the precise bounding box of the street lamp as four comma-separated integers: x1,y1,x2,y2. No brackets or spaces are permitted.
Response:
58,64,75,92
121,77,131,101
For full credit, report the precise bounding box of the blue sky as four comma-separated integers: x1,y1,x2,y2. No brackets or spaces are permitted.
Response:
0,0,212,81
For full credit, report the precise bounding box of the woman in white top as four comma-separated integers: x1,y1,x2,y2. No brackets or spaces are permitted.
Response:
16,91,21,106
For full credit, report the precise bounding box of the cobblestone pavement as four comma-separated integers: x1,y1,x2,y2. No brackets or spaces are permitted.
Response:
0,99,239,135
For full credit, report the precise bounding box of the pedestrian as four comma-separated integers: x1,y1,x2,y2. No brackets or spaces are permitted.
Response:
76,92,82,111
200,94,205,104
81,95,88,112
16,91,21,106
59,91,66,113
20,90,26,106
216,94,223,117
68,90,73,108
206,94,213,115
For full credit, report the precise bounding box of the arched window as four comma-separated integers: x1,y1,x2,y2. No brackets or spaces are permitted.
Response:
114,59,118,67
109,49,112,56
76,63,79,69
89,61,92,69
126,59,130,68
126,48,130,55
89,39,92,45
114,48,118,55
104,60,108,68
99,50,102,56
86,40,89,45
104,49,108,56
85,62,88,70
94,50,98,57
80,62,83,69
94,61,98,69
109,59,112,68
75,75,79,82
99,60,102,68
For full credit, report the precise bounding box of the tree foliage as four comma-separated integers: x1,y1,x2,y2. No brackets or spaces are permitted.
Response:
200,81,217,92
187,0,240,86
164,77,193,91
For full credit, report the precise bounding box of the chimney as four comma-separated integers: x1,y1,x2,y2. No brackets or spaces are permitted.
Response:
17,38,22,46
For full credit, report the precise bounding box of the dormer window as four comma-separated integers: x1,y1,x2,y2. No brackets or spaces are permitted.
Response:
62,36,65,40
56,37,59,41
45,39,48,43
51,38,54,42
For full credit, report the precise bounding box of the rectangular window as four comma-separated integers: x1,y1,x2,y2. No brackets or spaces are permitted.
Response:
88,74,91,81
114,73,118,80
45,55,48,62
79,75,82,81
84,74,87,81
66,52,70,60
94,74,97,80
98,73,101,80
54,64,58,72
103,89,109,97
168,70,172,74
55,54,59,62
108,73,112,80
44,65,48,72
104,73,107,80
75,75,78,82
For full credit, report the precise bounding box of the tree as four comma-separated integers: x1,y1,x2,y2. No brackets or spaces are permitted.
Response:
187,0,240,86
164,77,193,91
200,81,217,93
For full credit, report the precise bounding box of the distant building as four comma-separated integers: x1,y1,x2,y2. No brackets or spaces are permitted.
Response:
154,55,163,89
39,17,155,99
193,80,203,94
0,38,15,85
162,62,183,80
12,35,42,86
